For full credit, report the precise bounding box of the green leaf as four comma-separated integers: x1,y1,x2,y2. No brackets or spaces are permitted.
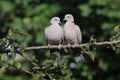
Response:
78,4,91,17
114,25,120,34
85,51,95,61
26,4,48,16
15,62,22,69
42,59,54,66
81,71,88,77
89,0,106,5
100,62,109,71
10,17,23,31
1,54,8,61
0,54,1,61
39,71,46,78
0,1,14,12
31,74,40,80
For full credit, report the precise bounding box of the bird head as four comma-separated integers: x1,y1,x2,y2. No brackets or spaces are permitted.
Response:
50,17,61,24
63,14,74,22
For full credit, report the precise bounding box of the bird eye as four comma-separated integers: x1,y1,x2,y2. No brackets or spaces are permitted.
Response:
67,16,70,18
54,19,58,21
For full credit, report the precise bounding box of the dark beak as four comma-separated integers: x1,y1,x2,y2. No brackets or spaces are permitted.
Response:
62,19,66,23
63,18,65,21
59,22,62,25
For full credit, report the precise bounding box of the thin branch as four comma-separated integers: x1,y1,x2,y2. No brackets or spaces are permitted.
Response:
25,40,120,51
21,69,35,76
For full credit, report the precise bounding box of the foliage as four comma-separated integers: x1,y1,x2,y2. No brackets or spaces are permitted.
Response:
0,0,120,80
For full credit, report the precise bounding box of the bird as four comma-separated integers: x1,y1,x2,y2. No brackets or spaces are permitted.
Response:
44,17,64,59
63,14,85,63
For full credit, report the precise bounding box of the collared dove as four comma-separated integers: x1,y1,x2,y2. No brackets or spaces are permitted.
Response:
45,17,64,53
63,14,85,63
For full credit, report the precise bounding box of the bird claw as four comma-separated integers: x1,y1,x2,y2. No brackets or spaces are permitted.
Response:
73,43,79,48
58,44,61,49
48,44,51,48
67,44,71,48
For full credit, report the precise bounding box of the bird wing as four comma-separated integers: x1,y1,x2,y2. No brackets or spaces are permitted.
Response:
75,25,82,43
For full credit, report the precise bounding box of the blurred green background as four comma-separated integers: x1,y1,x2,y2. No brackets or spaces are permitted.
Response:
0,0,120,80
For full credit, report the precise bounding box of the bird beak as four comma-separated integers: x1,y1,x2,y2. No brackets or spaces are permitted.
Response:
63,18,66,23
59,22,62,25
63,18,66,21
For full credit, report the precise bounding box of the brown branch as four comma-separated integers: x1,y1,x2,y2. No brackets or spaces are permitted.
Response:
21,69,35,76
25,40,120,51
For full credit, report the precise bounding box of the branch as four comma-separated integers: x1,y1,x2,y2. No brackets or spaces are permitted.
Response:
20,69,35,76
25,40,120,51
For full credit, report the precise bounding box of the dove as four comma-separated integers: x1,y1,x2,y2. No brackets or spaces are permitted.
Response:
45,17,64,54
63,14,85,63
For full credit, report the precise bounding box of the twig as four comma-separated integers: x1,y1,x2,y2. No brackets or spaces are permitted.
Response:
25,40,120,51
16,50,39,67
21,69,35,76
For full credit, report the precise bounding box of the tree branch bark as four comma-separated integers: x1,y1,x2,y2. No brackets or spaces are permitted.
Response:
25,40,120,51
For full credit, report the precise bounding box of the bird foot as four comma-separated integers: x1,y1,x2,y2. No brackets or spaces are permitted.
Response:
48,44,51,48
58,44,61,49
67,43,71,48
73,43,79,48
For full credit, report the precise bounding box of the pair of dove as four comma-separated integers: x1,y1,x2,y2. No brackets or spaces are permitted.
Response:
45,14,84,62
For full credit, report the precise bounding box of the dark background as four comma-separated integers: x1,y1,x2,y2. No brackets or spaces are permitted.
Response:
0,0,120,80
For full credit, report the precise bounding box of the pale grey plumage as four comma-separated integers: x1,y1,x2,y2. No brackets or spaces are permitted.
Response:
63,14,84,62
45,17,63,46
63,14,82,44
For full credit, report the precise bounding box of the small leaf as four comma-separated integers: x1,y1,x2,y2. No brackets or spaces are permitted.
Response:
33,66,40,70
0,1,14,12
78,4,91,17
31,73,40,80
0,54,1,60
15,62,22,69
8,60,14,65
54,61,58,67
1,54,8,61
114,25,120,34
85,51,94,61
93,47,96,50
39,71,46,77
84,43,90,51
42,59,54,66
81,71,88,77
64,48,68,53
